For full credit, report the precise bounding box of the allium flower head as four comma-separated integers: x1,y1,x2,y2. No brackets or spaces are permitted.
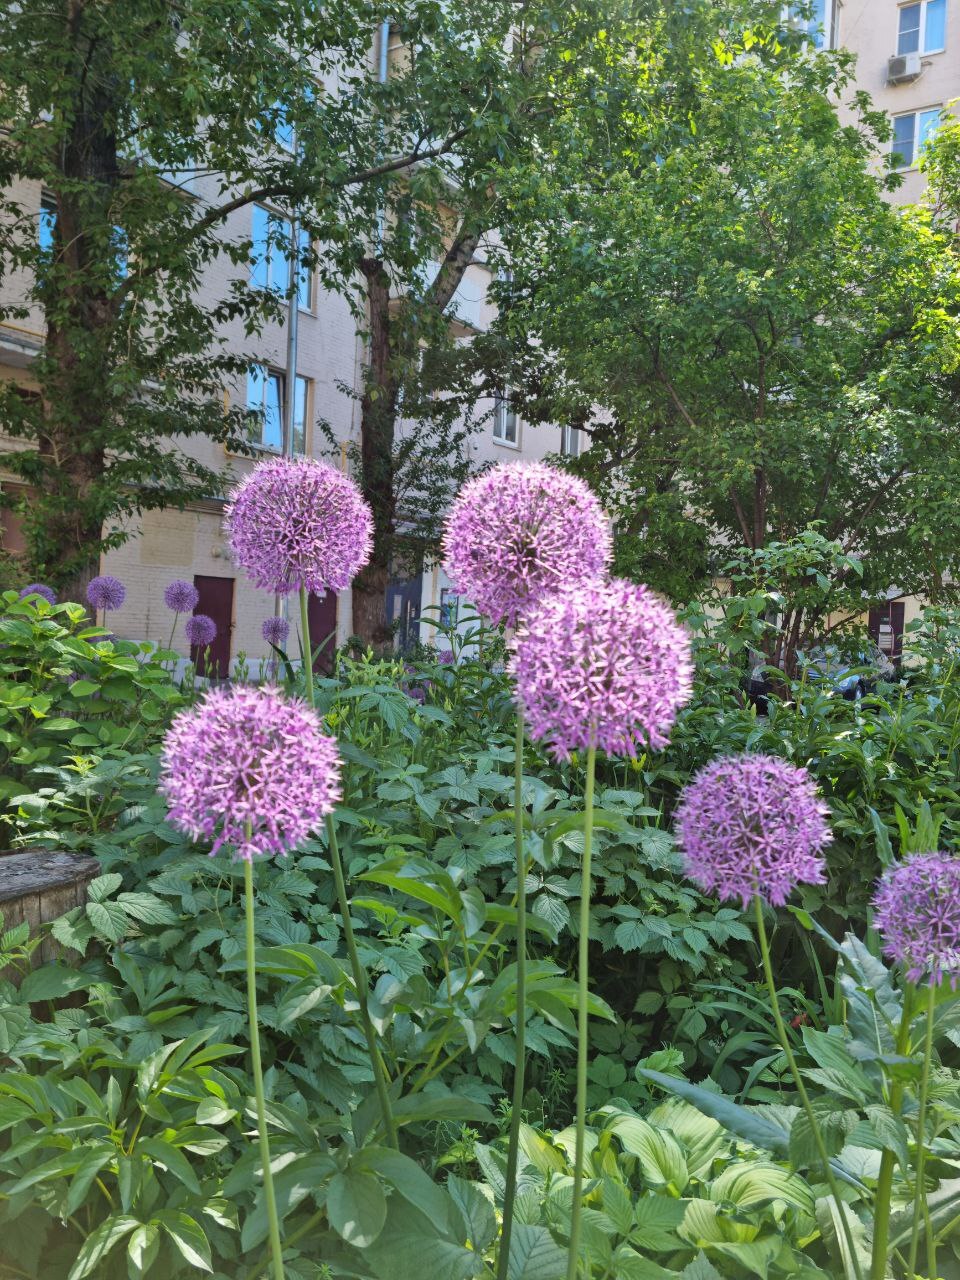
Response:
87,575,126,611
226,456,373,596
19,583,56,604
186,614,217,647
442,462,612,628
164,579,199,613
873,853,960,987
159,684,341,860
262,616,290,648
676,754,831,908
512,578,692,761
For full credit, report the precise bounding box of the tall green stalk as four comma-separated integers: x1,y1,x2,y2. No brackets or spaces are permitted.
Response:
753,898,863,1280
907,982,937,1278
565,745,596,1280
497,712,527,1280
298,586,397,1149
870,994,913,1280
244,854,285,1280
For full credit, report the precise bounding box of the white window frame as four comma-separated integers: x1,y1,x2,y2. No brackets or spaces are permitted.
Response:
897,0,947,55
560,424,581,459
246,366,310,454
492,390,520,448
783,1,835,48
251,205,313,311
891,106,942,170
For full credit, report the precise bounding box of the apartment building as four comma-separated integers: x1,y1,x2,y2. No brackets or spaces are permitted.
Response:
0,7,954,669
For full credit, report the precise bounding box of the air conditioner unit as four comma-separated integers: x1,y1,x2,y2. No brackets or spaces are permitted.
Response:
887,52,923,84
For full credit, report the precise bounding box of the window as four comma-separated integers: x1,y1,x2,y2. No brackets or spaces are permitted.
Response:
560,425,581,459
246,366,310,453
492,391,519,447
891,107,941,168
251,205,312,309
38,196,127,277
898,0,946,54
785,1,835,47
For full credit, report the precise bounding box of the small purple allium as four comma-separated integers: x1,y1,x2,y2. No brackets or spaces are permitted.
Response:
19,583,56,604
226,456,373,596
159,684,341,861
512,578,692,761
442,462,612,628
87,575,126,612
164,579,199,613
676,754,831,909
186,614,217,648
873,853,960,987
436,648,455,665
262,615,290,648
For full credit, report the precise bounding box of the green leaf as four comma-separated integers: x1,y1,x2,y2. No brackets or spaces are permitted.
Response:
604,1111,688,1191
326,1170,388,1248
637,1069,789,1157
138,1137,201,1194
67,1214,141,1280
507,1224,568,1280
19,964,90,1002
0,1004,30,1053
116,893,177,925
447,1175,497,1251
356,1147,452,1226
157,1211,212,1271
127,1223,160,1277
87,873,123,903
86,900,130,943
391,1093,493,1129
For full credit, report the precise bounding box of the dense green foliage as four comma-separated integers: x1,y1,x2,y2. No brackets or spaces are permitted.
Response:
4,590,960,1277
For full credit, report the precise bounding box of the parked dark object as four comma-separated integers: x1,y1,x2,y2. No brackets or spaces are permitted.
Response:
0,850,98,977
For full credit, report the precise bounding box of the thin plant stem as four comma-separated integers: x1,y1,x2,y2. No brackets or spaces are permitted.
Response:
907,982,937,1278
167,613,179,654
297,586,396,1147
244,855,285,1280
497,711,527,1280
566,744,596,1280
870,992,914,1280
326,813,398,1149
753,896,864,1280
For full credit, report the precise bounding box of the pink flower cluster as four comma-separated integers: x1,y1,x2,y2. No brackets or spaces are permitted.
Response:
442,462,612,628
226,456,373,597
512,578,693,761
676,754,831,907
160,684,341,861
873,852,960,987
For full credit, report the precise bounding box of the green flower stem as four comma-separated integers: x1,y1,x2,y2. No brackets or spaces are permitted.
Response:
326,813,398,1149
296,587,397,1148
870,993,914,1280
497,712,527,1280
244,855,285,1280
907,982,937,1278
566,744,597,1280
752,896,863,1280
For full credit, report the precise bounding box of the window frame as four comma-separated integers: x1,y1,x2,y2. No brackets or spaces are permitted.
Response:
245,365,311,455
560,424,582,459
897,0,947,56
492,390,520,449
890,105,942,170
250,205,314,312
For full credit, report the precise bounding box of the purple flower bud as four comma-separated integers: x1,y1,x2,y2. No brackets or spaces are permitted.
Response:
164,579,200,613
87,575,126,611
262,615,290,648
873,853,960,987
512,578,692,761
442,462,612,628
186,614,217,647
19,583,56,604
226,456,373,596
159,684,341,861
676,754,831,908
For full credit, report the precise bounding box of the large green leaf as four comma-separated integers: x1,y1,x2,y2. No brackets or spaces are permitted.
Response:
327,1170,388,1248
507,1224,568,1280
637,1070,790,1156
66,1214,140,1280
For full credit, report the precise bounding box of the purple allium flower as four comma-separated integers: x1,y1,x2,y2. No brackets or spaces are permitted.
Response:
442,462,612,628
873,853,960,987
186,614,217,647
226,456,373,596
164,579,200,613
262,615,290,648
512,578,692,761
87,575,126,611
159,684,341,861
436,648,455,665
19,583,56,604
676,754,831,909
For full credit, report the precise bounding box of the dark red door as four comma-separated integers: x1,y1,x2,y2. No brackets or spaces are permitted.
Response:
306,590,337,674
192,575,234,677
